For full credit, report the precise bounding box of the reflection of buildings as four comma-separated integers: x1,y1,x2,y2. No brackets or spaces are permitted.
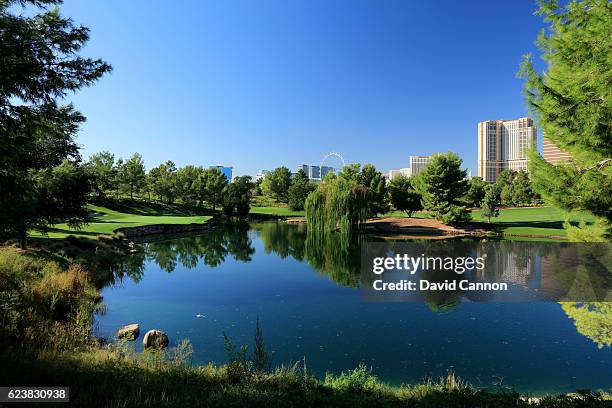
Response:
477,117,537,183
476,243,536,285
297,164,335,180
543,137,572,164
216,165,233,181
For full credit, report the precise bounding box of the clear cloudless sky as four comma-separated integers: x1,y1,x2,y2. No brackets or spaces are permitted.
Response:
57,0,547,177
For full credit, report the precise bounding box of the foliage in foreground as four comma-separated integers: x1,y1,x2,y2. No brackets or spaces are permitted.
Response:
519,0,612,241
0,0,111,247
2,349,610,408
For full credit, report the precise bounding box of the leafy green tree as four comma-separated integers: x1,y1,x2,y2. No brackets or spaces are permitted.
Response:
519,0,612,240
388,175,422,217
512,171,535,206
0,0,111,246
84,151,117,198
262,167,292,203
120,153,146,199
338,163,361,183
206,167,228,211
148,161,177,204
192,167,209,207
416,152,470,224
288,169,314,211
222,176,254,217
495,170,516,206
481,184,501,222
175,165,201,204
305,176,369,234
359,164,389,216
465,177,487,208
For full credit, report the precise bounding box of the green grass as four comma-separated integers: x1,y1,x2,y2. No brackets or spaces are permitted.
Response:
250,206,305,217
31,204,211,239
472,206,596,237
2,349,610,408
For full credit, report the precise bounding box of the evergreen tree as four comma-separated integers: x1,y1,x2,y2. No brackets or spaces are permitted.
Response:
416,152,470,224
121,153,146,199
288,169,314,211
388,175,422,217
481,185,501,223
148,161,177,203
85,151,117,198
0,0,111,246
206,167,228,211
175,165,201,204
519,0,612,240
264,167,292,203
465,177,487,208
222,176,253,217
512,171,535,206
359,164,389,216
496,170,517,206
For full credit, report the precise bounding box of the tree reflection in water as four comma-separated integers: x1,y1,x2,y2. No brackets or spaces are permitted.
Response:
96,222,611,347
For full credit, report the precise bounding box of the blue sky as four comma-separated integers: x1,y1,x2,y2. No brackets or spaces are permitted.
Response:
59,0,545,177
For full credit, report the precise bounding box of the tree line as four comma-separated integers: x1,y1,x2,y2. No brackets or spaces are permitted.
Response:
260,153,540,226
85,151,254,216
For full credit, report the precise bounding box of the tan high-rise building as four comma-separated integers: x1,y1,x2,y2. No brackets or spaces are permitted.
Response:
543,137,572,164
477,117,537,183
408,155,430,177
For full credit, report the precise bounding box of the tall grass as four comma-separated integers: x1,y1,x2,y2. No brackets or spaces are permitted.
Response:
0,249,99,351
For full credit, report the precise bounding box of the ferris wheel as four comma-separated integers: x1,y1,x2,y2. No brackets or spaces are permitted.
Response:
320,152,346,172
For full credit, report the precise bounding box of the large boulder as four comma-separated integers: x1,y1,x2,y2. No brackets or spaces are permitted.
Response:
143,329,169,350
117,323,140,340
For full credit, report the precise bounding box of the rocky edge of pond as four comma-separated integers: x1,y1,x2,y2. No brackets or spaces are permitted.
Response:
114,222,214,238
116,324,169,350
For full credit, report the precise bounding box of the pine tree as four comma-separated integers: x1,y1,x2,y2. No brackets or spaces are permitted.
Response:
519,0,612,240
0,0,111,246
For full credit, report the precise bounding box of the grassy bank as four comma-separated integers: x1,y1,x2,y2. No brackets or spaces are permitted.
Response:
378,207,595,239
31,199,212,239
3,349,610,408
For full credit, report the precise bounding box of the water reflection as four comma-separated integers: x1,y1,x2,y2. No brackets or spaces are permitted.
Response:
98,222,611,348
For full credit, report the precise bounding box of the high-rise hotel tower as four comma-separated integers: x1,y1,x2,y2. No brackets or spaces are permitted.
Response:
477,117,537,183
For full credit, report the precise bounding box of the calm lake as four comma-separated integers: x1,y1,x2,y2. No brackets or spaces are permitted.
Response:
95,222,612,395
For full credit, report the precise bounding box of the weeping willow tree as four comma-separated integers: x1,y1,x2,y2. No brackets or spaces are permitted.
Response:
304,177,370,234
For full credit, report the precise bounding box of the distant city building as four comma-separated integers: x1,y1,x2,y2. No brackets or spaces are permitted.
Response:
543,137,572,164
216,166,233,181
477,117,537,183
297,164,335,180
408,156,431,177
255,170,270,181
387,168,410,180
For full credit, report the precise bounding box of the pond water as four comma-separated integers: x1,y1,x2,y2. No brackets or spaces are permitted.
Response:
95,222,612,394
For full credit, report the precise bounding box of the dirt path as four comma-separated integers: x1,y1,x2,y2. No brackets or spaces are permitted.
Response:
363,216,486,236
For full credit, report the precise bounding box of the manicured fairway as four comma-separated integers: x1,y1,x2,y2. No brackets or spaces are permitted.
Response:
472,206,595,237
31,205,211,239
249,206,305,217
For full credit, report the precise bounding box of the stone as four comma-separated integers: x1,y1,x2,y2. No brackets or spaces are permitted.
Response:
117,323,140,340
143,329,169,350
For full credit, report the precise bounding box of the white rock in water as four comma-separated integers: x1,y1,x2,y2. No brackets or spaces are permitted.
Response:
195,314,205,318
117,323,140,340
